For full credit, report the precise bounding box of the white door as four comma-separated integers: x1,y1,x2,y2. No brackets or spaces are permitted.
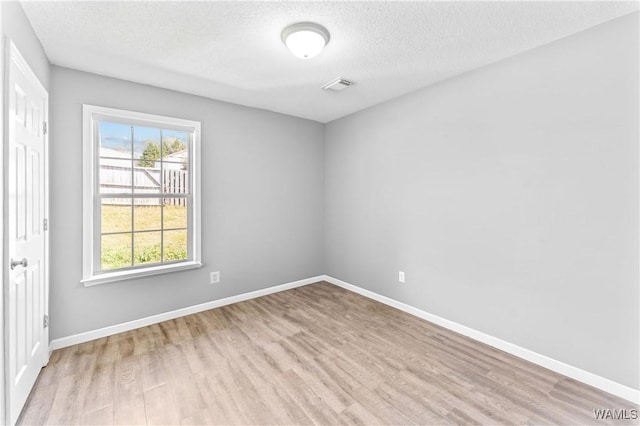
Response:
5,41,49,425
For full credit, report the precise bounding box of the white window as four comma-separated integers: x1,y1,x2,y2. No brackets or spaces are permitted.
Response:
82,105,201,286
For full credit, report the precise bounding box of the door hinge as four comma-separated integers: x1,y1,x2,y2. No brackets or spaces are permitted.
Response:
43,218,48,231
43,314,49,328
43,121,48,135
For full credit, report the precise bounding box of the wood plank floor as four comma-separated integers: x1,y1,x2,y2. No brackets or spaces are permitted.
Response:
18,282,638,425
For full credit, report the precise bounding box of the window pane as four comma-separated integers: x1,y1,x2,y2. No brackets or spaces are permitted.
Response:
133,164,161,194
134,201,161,231
163,229,187,262
162,163,189,195
102,233,132,271
134,126,161,166
134,232,161,265
99,158,132,194
101,198,131,233
135,126,162,195
100,121,132,157
163,201,187,229
162,130,188,160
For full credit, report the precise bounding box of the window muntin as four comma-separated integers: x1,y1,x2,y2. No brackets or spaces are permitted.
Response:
83,106,201,285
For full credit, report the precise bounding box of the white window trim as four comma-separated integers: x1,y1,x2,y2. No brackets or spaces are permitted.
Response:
81,105,202,286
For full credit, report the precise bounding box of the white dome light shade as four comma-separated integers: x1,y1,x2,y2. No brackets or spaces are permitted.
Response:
282,22,330,59
286,30,325,59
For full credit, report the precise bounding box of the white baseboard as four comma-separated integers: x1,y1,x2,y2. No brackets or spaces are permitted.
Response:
50,275,322,351
322,275,640,405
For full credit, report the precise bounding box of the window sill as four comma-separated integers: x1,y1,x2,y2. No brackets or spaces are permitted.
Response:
81,261,203,287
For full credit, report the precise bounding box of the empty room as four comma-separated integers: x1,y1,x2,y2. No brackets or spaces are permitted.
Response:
1,1,639,425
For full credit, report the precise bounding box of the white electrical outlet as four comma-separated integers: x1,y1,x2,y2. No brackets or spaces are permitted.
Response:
398,271,405,283
210,271,220,284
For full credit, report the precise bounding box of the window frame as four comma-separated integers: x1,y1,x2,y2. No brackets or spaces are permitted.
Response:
82,105,202,286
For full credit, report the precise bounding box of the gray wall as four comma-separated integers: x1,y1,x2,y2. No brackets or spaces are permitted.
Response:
49,67,325,340
324,12,639,389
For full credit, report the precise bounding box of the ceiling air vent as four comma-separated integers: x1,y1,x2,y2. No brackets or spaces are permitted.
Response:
322,77,354,92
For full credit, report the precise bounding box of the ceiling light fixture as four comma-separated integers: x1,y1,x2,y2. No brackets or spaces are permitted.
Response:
281,22,330,59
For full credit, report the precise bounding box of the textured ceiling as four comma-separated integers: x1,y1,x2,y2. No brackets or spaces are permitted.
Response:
21,1,639,123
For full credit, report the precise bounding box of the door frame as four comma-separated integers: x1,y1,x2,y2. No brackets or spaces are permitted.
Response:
0,5,5,424
2,39,50,425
